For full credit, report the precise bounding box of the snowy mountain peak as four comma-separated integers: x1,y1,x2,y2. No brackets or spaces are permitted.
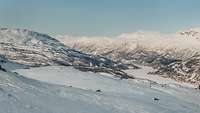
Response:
0,28,63,47
180,28,200,39
0,28,130,78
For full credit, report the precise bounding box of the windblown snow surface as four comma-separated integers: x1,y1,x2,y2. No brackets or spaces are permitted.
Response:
12,66,200,113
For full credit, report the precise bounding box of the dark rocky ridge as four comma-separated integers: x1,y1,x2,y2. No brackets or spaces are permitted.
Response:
0,28,134,79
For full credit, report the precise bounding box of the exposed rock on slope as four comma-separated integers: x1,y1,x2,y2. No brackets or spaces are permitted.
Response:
0,28,133,78
57,29,200,85
154,54,200,84
0,28,127,68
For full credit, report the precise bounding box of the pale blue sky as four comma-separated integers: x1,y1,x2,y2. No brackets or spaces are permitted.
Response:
0,0,200,36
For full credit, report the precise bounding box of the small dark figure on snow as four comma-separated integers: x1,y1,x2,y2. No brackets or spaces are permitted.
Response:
0,65,7,72
96,89,101,93
152,97,159,101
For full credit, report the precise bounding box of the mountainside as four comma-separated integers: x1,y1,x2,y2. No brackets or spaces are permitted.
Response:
1,62,200,113
57,29,200,85
0,28,133,78
0,28,199,113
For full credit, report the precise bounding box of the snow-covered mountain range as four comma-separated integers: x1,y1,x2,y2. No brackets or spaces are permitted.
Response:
0,28,134,78
57,28,200,85
0,28,200,113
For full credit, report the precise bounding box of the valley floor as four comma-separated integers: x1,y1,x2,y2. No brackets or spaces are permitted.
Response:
125,66,196,88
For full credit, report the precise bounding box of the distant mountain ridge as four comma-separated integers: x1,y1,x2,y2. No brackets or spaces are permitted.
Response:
0,28,133,78
180,28,200,39
57,28,200,85
0,28,61,45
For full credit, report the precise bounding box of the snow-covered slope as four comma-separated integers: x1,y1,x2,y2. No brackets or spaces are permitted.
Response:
0,28,200,113
57,29,200,85
0,69,135,113
0,28,131,76
9,65,200,113
0,28,67,66
0,50,199,113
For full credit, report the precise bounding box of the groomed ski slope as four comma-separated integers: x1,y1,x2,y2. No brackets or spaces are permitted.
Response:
11,66,200,113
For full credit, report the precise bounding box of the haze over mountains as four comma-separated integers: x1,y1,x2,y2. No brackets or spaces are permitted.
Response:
57,28,200,85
